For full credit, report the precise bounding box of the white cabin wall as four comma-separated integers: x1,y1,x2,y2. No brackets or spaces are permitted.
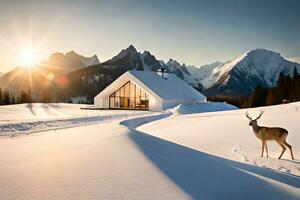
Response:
94,96,109,108
94,96,101,108
149,95,163,111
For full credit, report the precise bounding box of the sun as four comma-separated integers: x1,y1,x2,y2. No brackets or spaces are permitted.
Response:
20,49,40,67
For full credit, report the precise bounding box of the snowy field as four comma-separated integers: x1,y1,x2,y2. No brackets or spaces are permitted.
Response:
0,102,299,199
140,102,300,176
0,103,151,136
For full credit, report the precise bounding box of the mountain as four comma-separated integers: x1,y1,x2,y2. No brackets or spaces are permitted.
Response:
62,45,205,102
0,51,100,96
205,49,300,96
161,59,202,87
188,61,223,88
41,50,100,76
0,72,3,78
2,45,299,102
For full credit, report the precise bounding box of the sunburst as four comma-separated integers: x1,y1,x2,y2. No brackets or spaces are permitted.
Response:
20,49,40,67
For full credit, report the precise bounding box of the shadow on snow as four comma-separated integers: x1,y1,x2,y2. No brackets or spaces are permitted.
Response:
127,128,300,200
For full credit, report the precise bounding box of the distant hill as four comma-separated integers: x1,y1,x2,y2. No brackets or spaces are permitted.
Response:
0,51,100,97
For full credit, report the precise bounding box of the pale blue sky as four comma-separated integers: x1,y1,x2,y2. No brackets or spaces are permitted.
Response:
0,0,299,72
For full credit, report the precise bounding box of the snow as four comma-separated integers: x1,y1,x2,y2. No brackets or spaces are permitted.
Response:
128,70,206,101
189,61,223,88
0,103,150,136
165,59,199,86
0,102,300,199
168,102,238,115
139,102,300,177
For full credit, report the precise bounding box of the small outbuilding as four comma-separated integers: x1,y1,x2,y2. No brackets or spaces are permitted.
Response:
94,70,206,111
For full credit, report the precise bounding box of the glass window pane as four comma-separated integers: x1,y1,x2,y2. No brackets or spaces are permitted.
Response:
109,81,149,110
116,89,120,97
136,97,140,108
120,97,124,107
110,97,114,107
136,86,141,97
124,97,130,108
130,97,135,108
140,90,146,100
130,82,135,98
125,82,130,97
120,86,124,97
115,97,120,107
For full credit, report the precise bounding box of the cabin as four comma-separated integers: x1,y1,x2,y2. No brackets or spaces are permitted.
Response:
94,70,206,111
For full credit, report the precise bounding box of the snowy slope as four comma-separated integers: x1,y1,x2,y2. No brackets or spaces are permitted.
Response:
0,103,149,136
168,102,238,115
0,103,299,199
139,102,300,177
191,61,223,88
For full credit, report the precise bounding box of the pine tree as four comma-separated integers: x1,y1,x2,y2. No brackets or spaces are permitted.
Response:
3,90,10,105
266,88,275,105
293,67,300,101
18,89,29,103
290,67,298,101
11,96,16,104
0,88,3,105
251,84,267,107
42,88,51,103
27,87,32,103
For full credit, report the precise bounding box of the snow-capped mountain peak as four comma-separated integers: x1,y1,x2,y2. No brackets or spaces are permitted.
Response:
205,48,300,95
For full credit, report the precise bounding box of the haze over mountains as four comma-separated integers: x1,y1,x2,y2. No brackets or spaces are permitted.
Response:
0,45,299,102
0,51,100,97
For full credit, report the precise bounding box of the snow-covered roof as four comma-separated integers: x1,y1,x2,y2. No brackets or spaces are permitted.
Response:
96,70,206,101
129,70,206,101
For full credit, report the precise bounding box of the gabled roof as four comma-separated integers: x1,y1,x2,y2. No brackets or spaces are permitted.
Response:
95,70,206,101
128,70,206,101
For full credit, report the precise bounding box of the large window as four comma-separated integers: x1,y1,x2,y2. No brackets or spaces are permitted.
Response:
109,81,149,110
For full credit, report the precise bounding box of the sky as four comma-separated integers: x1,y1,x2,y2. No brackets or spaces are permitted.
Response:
0,0,299,72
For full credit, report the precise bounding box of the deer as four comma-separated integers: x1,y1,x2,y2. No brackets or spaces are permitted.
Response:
246,110,294,160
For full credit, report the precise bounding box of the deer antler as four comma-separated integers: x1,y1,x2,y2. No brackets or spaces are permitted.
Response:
245,111,253,120
253,110,264,121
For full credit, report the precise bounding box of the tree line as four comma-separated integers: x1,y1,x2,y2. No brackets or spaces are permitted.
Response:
208,67,300,108
0,88,52,105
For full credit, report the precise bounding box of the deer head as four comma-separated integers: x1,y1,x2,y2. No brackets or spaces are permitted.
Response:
246,110,264,126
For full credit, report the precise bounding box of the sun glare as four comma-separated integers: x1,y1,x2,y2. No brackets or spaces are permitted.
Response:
20,49,40,67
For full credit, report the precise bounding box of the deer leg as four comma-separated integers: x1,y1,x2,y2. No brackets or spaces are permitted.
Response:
276,141,286,159
282,140,295,160
261,140,265,157
265,141,269,158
